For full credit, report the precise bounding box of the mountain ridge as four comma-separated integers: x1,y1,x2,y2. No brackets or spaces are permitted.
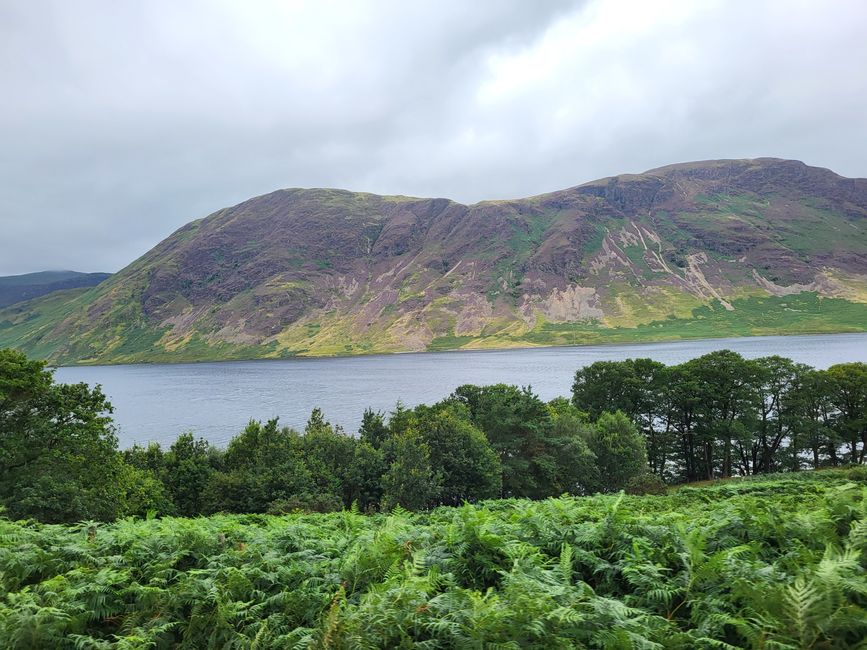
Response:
0,271,111,309
2,157,866,364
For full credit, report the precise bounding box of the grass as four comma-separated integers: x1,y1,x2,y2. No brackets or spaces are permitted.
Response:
4,287,866,364
689,193,867,259
515,292,867,348
422,292,867,352
427,334,477,351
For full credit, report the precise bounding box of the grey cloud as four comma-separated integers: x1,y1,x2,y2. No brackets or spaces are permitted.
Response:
0,0,865,275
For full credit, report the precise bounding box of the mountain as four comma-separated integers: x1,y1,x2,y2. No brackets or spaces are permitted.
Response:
1,158,866,365
0,271,110,309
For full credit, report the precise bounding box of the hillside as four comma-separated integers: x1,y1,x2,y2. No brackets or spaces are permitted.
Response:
0,270,110,308
1,157,866,364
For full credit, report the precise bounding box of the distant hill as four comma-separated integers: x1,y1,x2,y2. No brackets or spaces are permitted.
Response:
0,271,110,308
1,158,865,365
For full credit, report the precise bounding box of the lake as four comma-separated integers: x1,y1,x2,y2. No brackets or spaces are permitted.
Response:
55,333,867,449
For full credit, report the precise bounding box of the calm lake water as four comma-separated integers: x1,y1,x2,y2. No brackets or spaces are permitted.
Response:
55,333,867,449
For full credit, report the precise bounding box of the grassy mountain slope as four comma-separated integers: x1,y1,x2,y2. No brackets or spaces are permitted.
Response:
0,270,110,308
1,158,866,364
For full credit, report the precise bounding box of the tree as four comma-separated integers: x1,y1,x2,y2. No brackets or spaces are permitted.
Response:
452,384,595,499
547,404,598,495
825,363,867,464
344,440,386,512
124,442,167,476
572,359,669,476
749,357,809,474
414,404,501,505
299,408,356,506
680,351,760,479
452,384,552,498
358,408,389,448
585,411,648,493
206,419,310,513
116,463,175,517
786,369,836,469
381,429,441,510
0,348,122,522
164,432,220,516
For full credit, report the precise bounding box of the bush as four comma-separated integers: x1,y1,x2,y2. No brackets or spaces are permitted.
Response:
266,492,343,514
0,472,864,648
624,473,668,496
838,464,867,482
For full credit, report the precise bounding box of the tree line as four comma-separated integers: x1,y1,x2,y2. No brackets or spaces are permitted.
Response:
573,350,867,482
1,347,864,523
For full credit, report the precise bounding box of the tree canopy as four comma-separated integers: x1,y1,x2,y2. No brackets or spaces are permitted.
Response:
2,345,864,524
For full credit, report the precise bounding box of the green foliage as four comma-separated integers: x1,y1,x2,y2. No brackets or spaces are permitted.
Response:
164,432,220,517
299,410,357,504
574,352,867,483
586,411,649,492
625,473,669,496
115,463,175,518
205,419,310,514
344,440,386,512
0,472,864,648
358,408,389,448
825,363,867,464
453,384,601,498
521,293,867,348
412,404,503,505
0,348,123,522
426,334,477,351
381,428,441,511
266,493,344,514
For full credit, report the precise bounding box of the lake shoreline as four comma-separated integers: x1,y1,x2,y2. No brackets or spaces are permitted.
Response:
53,329,867,370
55,332,867,449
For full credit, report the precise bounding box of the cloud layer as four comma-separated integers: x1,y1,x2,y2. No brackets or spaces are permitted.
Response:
1,0,865,275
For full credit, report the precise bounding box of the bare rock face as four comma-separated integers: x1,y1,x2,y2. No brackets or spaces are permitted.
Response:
3,158,867,363
454,293,494,336
528,286,604,323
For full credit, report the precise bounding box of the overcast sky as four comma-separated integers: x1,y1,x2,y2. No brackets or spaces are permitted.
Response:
1,0,866,275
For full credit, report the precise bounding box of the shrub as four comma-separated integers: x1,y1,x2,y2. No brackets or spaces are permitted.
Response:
624,472,668,495
266,492,343,514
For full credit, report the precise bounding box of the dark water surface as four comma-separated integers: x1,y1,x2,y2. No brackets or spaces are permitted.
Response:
55,333,867,448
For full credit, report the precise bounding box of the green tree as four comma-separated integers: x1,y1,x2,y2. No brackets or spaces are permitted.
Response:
116,463,175,517
414,404,501,505
123,441,167,476
787,368,836,469
547,403,599,495
452,384,584,499
749,356,809,474
164,432,220,516
572,359,669,476
344,440,386,512
825,362,867,464
585,411,648,492
0,348,122,522
206,419,310,513
299,408,356,506
680,351,761,479
381,428,441,510
358,408,389,448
